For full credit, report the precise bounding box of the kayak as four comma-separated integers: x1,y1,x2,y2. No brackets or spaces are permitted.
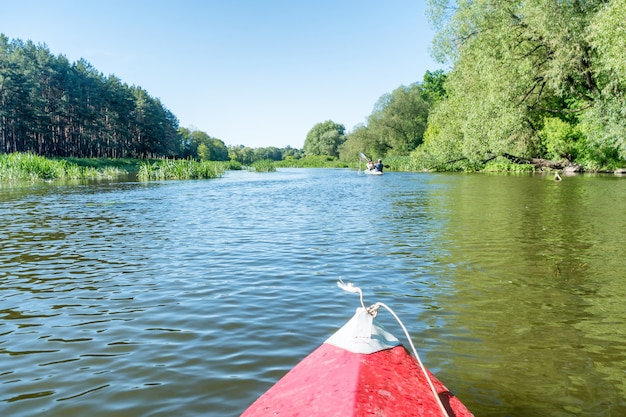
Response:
241,284,473,417
359,153,384,175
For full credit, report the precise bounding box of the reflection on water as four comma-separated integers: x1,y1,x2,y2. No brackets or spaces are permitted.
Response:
423,174,626,416
1,170,625,416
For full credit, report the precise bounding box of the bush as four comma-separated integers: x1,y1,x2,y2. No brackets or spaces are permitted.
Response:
540,117,586,161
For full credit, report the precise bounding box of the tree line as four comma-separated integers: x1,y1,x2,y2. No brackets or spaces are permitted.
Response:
302,70,446,163
418,0,626,171
0,35,299,163
9,2,626,174
0,35,182,158
304,1,626,172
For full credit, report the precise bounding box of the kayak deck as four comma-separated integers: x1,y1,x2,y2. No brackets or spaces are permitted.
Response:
241,307,473,416
241,342,471,416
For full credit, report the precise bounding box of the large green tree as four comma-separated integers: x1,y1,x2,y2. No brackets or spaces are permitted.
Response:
254,146,282,161
367,83,430,155
303,120,346,157
179,127,228,161
583,0,626,165
338,123,376,161
419,0,626,170
339,71,445,161
228,145,255,165
228,145,303,164
0,34,181,158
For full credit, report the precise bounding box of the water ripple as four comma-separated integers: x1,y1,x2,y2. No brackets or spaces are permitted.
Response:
1,171,625,416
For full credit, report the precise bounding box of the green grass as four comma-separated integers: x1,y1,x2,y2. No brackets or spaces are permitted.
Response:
0,153,244,182
5,152,550,182
249,159,276,172
136,159,228,180
0,152,126,181
374,155,414,172
483,157,537,172
58,157,143,172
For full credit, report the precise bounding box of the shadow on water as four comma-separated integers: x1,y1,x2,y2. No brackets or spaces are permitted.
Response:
0,170,625,416
417,174,626,416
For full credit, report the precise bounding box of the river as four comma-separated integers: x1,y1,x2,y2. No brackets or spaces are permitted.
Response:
1,168,625,416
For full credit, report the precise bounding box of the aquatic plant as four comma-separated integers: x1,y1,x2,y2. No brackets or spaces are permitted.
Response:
275,155,349,168
249,159,276,172
0,152,125,181
136,159,226,180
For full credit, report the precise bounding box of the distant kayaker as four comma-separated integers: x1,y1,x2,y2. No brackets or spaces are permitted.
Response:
373,159,383,172
366,159,374,170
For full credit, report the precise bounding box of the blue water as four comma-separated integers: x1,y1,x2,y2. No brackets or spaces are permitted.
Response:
1,168,625,416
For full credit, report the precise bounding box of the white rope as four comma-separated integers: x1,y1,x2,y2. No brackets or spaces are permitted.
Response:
337,278,366,310
337,280,450,417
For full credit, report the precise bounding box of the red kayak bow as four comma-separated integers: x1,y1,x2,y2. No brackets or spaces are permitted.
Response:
242,282,473,417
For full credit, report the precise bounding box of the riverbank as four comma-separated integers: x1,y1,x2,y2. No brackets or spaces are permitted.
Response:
0,153,357,183
5,152,620,183
0,153,129,182
0,153,242,182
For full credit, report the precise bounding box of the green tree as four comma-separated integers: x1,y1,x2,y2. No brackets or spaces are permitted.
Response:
419,0,623,169
206,137,229,161
281,145,303,159
197,142,210,160
421,69,447,103
588,0,626,81
254,146,282,161
303,120,346,157
583,0,626,163
228,145,255,165
367,83,430,155
340,71,442,162
339,123,376,161
183,129,228,161
0,34,181,159
540,117,585,162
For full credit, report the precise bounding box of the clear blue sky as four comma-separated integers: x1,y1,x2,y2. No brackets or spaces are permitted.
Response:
0,0,442,149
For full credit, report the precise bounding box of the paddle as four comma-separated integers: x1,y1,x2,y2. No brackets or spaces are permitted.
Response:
360,153,391,171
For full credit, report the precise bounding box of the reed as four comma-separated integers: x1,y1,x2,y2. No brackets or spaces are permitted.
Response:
374,156,412,172
249,159,276,172
275,155,349,168
60,157,141,172
136,159,227,181
0,152,125,181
